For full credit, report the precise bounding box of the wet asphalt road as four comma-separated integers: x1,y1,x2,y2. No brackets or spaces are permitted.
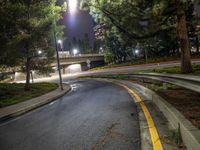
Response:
0,80,140,150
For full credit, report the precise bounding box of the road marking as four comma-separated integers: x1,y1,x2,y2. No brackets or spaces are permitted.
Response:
49,101,56,105
119,83,163,150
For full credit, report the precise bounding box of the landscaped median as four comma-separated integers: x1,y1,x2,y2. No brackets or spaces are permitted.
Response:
0,83,71,121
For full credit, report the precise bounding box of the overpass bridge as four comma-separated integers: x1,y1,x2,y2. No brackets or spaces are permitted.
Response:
51,53,105,74
1,53,105,82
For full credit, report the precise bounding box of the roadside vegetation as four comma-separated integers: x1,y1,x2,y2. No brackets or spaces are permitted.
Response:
0,83,58,108
91,63,200,75
134,78,200,129
149,65,200,75
130,64,200,75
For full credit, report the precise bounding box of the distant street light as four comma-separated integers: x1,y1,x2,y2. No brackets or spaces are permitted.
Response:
135,49,139,54
57,39,62,44
38,50,42,55
73,49,78,56
57,39,63,51
68,0,77,13
99,47,103,54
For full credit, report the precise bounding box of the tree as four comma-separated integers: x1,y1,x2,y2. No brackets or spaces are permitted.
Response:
93,39,101,53
81,0,196,73
176,0,193,73
72,37,78,50
83,33,90,53
0,0,63,90
78,39,83,53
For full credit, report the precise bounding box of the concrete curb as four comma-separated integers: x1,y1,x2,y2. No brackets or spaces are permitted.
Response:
121,80,200,150
0,84,71,122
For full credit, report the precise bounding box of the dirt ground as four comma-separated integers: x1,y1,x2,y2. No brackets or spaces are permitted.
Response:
157,88,200,129
130,78,200,129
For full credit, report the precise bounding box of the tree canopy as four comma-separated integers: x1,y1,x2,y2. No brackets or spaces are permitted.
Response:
0,0,64,89
81,0,199,73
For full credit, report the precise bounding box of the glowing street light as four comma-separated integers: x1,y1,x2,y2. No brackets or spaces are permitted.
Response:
38,50,42,55
68,0,77,13
57,39,62,44
73,49,78,56
135,49,139,54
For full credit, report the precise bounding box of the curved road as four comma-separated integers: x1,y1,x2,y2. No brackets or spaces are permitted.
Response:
0,80,140,150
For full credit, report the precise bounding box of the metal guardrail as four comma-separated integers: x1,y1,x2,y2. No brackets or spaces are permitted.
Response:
58,53,104,59
123,73,200,93
94,72,200,93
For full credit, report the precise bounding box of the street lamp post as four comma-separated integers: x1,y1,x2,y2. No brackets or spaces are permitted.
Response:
52,8,63,90
53,31,63,90
51,0,78,90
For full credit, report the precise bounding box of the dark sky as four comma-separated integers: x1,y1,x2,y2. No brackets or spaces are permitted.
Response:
62,8,95,50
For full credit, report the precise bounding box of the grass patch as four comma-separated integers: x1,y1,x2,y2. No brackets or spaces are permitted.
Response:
129,78,200,129
0,82,58,108
150,65,200,75
130,65,200,75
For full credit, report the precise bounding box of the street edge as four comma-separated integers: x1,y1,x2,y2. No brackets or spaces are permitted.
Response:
118,79,200,150
91,78,200,150
0,83,71,122
92,78,153,150
142,85,200,150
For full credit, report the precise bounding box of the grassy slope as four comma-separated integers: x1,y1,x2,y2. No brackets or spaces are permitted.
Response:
140,65,200,75
0,83,58,108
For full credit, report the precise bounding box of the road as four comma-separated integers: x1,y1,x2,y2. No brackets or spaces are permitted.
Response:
25,59,200,84
0,80,140,150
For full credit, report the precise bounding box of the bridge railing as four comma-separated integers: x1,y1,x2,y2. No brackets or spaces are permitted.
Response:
58,52,104,59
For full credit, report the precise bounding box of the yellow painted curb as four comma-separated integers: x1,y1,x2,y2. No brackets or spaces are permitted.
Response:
119,83,163,150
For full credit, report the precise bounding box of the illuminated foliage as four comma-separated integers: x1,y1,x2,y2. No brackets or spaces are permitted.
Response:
0,0,64,89
81,0,197,73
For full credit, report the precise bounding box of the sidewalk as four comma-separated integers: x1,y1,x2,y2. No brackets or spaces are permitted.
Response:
0,84,71,121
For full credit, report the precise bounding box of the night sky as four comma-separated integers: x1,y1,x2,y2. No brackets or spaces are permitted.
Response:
62,4,95,51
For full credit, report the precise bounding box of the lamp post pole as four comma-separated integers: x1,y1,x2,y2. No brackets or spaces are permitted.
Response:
53,11,63,90
54,30,63,90
51,0,78,90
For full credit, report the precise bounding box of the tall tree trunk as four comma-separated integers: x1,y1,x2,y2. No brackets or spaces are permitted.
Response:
25,0,32,90
25,44,31,91
177,13,193,73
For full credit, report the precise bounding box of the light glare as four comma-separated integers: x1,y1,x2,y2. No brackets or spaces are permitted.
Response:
73,49,78,55
38,50,42,55
67,64,82,73
57,39,62,44
69,0,77,13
